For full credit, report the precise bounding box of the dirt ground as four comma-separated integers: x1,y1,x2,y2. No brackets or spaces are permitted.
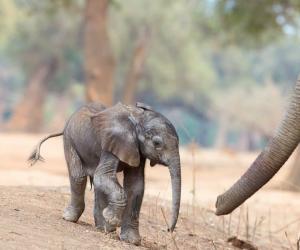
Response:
1,133,300,249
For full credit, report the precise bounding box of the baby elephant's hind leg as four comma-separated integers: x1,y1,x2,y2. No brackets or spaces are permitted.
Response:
63,140,87,222
63,176,87,222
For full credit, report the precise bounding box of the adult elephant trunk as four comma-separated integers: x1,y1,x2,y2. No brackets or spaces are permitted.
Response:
216,76,300,216
168,153,181,232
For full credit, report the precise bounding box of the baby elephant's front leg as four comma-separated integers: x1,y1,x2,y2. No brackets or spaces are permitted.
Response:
120,161,145,245
94,151,127,229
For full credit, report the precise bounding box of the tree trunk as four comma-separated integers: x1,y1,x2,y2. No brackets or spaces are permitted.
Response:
285,145,300,191
7,59,57,132
84,0,115,106
122,27,150,105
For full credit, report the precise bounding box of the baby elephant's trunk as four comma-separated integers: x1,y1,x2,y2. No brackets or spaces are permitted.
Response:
28,132,63,166
168,153,181,232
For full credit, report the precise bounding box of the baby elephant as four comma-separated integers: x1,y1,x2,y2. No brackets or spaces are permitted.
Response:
29,102,181,245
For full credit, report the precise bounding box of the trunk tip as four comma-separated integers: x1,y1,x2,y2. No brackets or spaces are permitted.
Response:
168,212,178,232
215,208,228,216
215,194,234,216
168,223,176,232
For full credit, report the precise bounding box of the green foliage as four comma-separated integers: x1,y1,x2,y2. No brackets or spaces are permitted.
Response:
0,1,23,48
110,0,300,146
110,0,216,112
3,0,84,91
1,0,300,148
215,0,300,46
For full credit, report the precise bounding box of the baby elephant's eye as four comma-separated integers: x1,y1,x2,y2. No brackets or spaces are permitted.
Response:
152,135,163,149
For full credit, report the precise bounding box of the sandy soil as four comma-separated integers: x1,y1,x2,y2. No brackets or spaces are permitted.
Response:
1,133,300,249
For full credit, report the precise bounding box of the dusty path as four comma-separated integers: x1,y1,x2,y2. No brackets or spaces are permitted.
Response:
1,133,300,249
0,186,139,250
0,186,231,249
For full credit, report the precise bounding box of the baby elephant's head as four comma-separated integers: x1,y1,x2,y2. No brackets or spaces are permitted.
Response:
130,103,179,167
91,102,181,232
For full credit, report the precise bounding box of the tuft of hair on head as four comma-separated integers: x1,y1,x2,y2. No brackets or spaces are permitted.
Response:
27,148,45,166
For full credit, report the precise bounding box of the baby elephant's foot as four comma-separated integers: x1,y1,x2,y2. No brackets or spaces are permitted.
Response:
63,204,84,222
103,205,124,227
120,228,141,246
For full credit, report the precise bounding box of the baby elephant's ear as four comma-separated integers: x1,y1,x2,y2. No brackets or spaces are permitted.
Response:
91,103,140,167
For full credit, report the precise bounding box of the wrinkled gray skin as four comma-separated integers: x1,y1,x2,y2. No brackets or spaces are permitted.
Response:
29,102,181,245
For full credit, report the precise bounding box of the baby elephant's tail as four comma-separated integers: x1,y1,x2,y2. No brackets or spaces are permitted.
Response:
28,132,64,166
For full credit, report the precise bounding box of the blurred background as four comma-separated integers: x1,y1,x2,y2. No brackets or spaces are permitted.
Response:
1,0,300,180
1,0,300,148
1,1,300,248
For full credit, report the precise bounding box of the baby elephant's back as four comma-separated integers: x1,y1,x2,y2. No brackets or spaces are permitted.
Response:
66,102,106,133
64,102,106,161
